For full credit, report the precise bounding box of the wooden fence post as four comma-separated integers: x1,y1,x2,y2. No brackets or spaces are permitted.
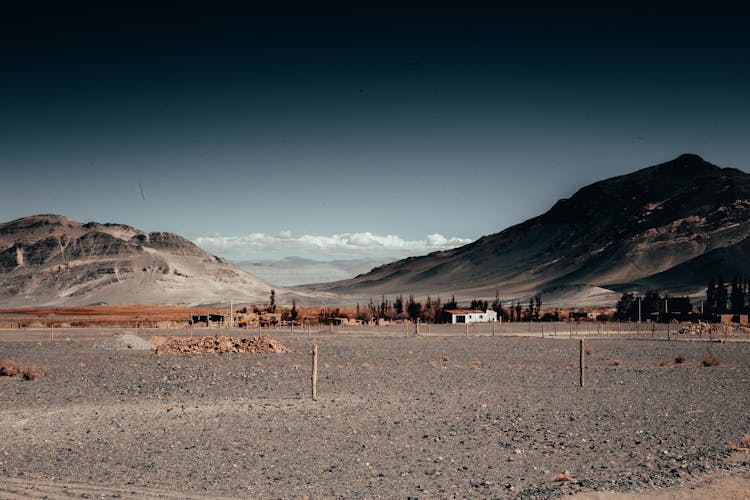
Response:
579,338,585,387
311,344,318,400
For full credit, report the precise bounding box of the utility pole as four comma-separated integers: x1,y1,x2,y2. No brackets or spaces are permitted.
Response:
638,297,642,324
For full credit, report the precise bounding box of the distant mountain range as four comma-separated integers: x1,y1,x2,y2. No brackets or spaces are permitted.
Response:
0,215,331,307
234,256,393,286
3,155,748,308
300,154,750,306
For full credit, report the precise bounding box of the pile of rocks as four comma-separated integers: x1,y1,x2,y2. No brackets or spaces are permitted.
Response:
678,321,750,337
152,334,290,354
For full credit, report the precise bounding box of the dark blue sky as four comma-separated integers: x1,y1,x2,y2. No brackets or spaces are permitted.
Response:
1,2,748,260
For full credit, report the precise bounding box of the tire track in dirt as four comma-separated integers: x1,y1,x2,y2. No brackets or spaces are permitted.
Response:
0,475,239,499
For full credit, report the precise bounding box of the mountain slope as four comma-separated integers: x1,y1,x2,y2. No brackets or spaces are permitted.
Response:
301,154,750,304
0,215,326,307
628,235,750,294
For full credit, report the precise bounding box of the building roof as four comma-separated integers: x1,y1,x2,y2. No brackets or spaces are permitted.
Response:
445,309,486,315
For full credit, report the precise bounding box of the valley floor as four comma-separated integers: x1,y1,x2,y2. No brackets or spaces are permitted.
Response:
1,329,749,498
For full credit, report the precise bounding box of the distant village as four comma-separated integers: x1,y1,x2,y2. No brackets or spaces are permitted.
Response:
187,281,750,330
2,275,749,330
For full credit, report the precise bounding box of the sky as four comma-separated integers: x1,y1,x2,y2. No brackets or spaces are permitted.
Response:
1,2,748,261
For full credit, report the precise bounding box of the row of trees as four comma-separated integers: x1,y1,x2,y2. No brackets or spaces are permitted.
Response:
615,275,750,322
353,294,457,324
347,292,550,324
706,275,750,314
615,291,693,321
264,276,750,325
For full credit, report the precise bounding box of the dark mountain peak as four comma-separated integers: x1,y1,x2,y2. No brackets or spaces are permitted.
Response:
640,153,719,176
544,154,749,227
311,155,750,303
675,153,705,163
627,154,748,187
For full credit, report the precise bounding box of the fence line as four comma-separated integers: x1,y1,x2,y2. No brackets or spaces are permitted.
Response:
11,320,697,342
189,321,702,341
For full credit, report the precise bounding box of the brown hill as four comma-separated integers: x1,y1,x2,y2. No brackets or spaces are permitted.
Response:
301,154,750,305
0,215,330,307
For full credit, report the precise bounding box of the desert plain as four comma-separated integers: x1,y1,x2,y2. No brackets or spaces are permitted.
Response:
1,324,749,499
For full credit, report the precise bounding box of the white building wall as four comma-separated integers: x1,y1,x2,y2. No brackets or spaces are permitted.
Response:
451,310,498,323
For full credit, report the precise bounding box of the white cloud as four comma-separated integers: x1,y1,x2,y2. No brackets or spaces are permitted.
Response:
194,231,474,259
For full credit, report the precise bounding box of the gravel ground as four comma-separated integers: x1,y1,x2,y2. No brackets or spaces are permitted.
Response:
1,330,749,498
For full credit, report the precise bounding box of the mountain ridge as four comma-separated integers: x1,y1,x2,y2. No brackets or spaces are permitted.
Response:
299,154,750,305
0,215,331,307
3,154,748,308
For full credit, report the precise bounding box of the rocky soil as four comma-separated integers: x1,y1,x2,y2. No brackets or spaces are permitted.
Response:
1,329,749,498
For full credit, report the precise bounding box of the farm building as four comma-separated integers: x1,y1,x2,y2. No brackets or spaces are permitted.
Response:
445,309,498,324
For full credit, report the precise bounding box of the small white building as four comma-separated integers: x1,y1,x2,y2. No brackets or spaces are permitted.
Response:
446,309,498,324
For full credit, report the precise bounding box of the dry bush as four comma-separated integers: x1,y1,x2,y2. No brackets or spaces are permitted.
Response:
0,360,20,377
675,355,686,364
21,366,40,381
702,356,720,367
612,359,621,366
553,471,574,482
1,360,46,380
442,355,449,362
585,347,593,355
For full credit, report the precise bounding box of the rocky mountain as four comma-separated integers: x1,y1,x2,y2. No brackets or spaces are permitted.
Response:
301,154,750,305
0,215,328,307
